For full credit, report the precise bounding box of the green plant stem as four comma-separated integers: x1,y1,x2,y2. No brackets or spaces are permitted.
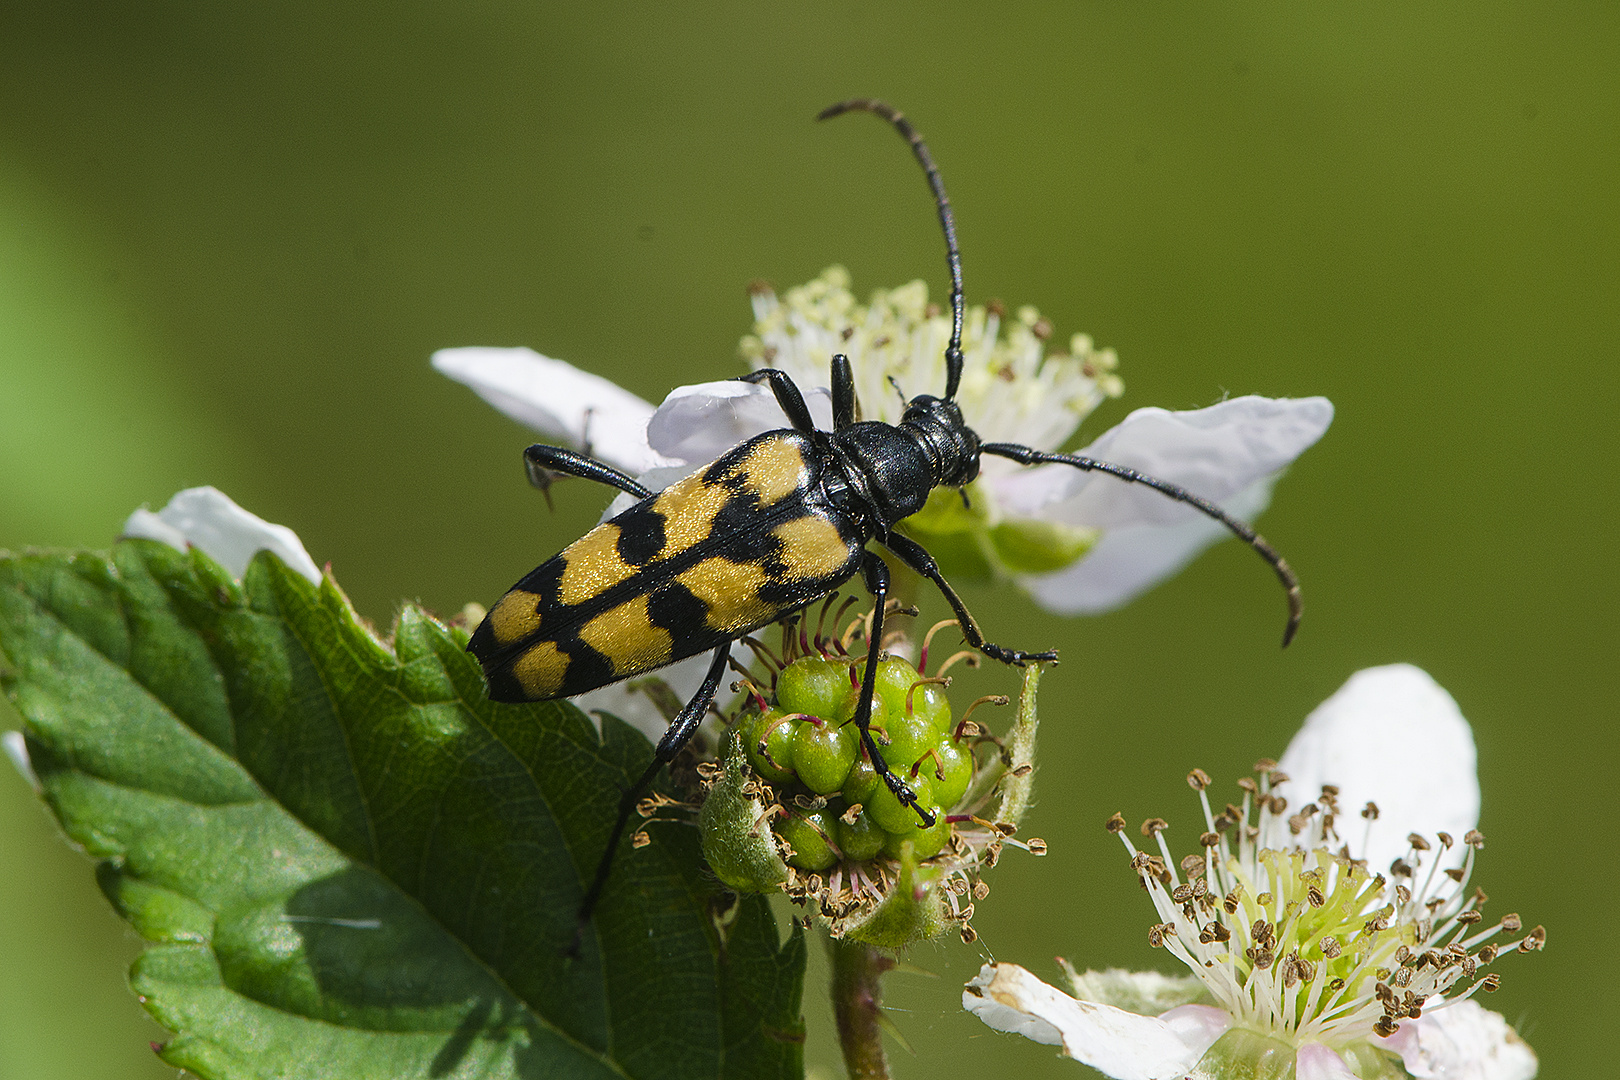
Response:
829,936,896,1080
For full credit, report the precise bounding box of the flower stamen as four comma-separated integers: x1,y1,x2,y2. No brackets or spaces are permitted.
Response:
1104,769,1541,1051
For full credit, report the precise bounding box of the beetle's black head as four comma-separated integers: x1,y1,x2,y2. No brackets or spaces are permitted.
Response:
902,394,981,489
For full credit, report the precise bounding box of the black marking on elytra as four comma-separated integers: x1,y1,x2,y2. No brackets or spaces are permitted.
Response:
648,581,709,634
615,506,666,565
484,664,531,704
558,639,614,697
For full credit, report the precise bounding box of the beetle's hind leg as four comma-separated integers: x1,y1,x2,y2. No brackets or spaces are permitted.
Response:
852,551,935,827
573,643,730,947
524,443,652,509
880,531,1059,666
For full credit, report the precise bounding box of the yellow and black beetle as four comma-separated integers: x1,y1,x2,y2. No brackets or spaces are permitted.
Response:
468,100,1303,925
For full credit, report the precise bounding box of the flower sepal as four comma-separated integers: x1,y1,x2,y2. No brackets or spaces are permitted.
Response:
697,732,790,894
897,484,1100,582
1186,1028,1410,1080
1186,1028,1299,1080
834,838,947,948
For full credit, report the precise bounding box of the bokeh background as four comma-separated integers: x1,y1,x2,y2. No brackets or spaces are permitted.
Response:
2,3,1614,1077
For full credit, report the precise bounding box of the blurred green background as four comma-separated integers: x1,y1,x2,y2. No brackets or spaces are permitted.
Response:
1,3,1613,1077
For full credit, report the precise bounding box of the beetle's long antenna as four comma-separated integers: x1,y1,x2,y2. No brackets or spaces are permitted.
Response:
819,99,964,401
980,442,1304,647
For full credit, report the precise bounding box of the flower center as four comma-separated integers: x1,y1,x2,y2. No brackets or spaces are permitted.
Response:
738,266,1122,450
1105,760,1543,1049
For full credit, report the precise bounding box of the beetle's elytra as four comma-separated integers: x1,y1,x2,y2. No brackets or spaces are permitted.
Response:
468,99,1302,930
470,429,862,702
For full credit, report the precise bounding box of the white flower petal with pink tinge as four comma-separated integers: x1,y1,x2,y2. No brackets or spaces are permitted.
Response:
1274,664,1479,873
123,487,321,584
1376,1001,1537,1080
1294,1043,1360,1080
433,346,666,474
964,963,1229,1080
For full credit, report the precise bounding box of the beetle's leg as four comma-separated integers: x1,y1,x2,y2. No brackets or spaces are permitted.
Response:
830,353,856,430
980,441,1302,647
575,642,731,942
880,531,1059,666
736,368,818,433
854,550,935,826
524,443,652,508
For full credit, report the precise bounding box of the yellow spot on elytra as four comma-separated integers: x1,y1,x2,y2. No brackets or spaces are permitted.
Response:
579,595,673,678
773,515,854,581
651,473,732,560
559,524,636,606
487,589,542,645
739,437,807,508
676,558,779,634
511,640,570,699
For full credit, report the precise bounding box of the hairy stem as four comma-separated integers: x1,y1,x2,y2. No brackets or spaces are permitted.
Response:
829,936,896,1080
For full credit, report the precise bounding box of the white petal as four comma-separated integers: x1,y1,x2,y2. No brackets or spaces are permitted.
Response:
998,395,1330,614
994,396,1333,529
3,730,39,793
1017,476,1272,615
964,963,1227,1080
1275,665,1479,872
432,346,664,474
1295,1043,1359,1080
122,487,321,584
1376,1001,1537,1080
645,379,833,467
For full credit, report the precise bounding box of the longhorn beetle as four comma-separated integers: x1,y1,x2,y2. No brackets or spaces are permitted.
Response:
467,99,1303,929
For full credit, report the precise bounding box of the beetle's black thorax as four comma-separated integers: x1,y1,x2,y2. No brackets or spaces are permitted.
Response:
826,395,980,532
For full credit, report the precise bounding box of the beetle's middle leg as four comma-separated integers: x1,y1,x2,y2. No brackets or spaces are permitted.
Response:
574,642,731,945
880,531,1059,666
852,550,935,827
524,443,653,508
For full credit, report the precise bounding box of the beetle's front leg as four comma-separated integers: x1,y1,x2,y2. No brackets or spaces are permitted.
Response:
852,550,935,826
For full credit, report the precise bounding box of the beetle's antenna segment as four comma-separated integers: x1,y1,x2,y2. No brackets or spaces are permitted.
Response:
980,443,1305,646
819,99,965,401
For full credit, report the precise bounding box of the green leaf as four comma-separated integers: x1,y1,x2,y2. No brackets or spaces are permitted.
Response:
0,541,805,1080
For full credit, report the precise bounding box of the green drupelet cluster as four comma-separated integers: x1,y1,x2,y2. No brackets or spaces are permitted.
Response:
739,653,977,868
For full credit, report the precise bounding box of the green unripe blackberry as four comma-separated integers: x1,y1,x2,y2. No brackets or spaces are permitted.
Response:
834,809,886,862
834,682,893,735
856,656,952,734
841,756,881,808
745,709,796,783
775,656,852,717
866,770,935,834
927,735,974,810
776,810,838,872
881,813,951,860
791,718,859,794
872,708,936,777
